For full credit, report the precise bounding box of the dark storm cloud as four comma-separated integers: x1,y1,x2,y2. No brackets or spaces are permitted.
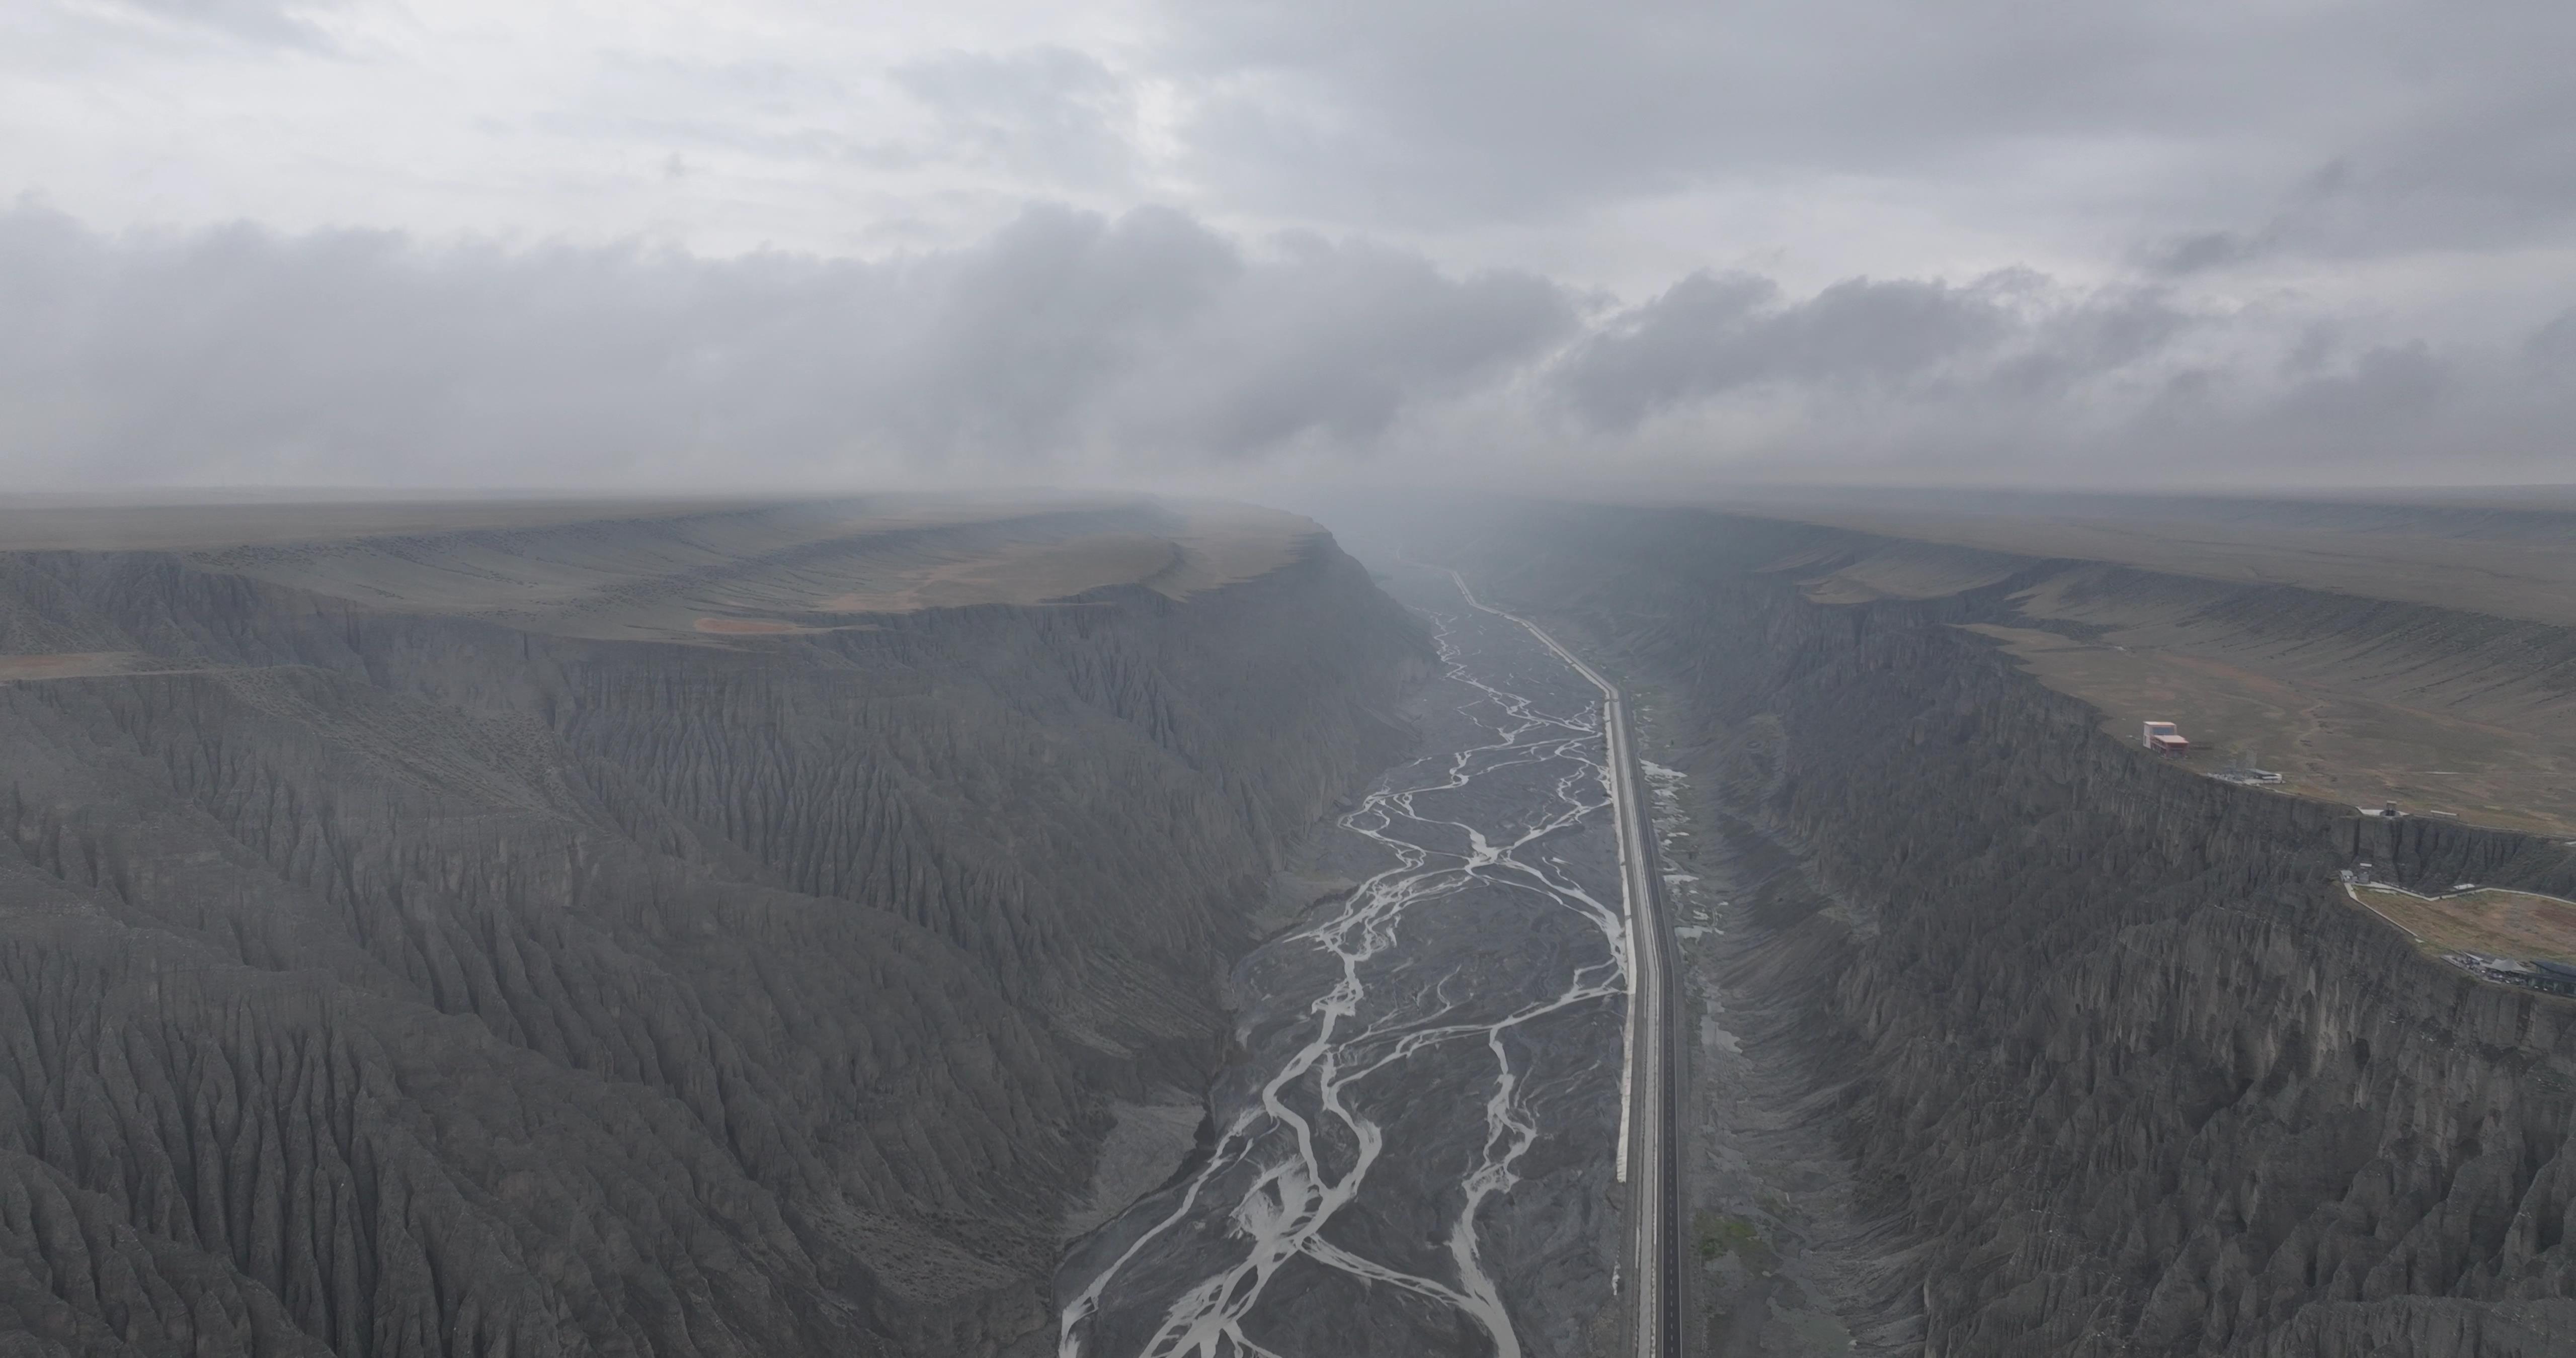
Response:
0,204,1574,486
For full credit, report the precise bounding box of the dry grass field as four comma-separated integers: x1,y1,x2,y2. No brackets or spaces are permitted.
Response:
0,494,1325,646
1752,496,2576,627
1734,492,2576,838
773,503,1310,617
2348,884,2576,965
0,651,143,680
0,651,208,682
813,532,1183,614
0,495,731,552
1960,622,2576,837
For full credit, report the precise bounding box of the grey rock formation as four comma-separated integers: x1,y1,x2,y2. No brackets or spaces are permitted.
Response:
1446,505,2576,1357
0,503,1429,1356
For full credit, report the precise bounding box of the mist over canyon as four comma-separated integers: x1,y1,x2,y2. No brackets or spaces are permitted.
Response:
3,489,2575,1358
12,1,2576,1352
0,497,1430,1354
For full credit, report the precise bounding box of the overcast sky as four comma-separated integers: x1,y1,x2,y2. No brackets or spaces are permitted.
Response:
4,0,2572,492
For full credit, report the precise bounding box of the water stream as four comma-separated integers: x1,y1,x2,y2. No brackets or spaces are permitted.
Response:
1056,569,1628,1358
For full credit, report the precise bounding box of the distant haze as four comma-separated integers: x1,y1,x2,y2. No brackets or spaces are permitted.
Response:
5,0,2573,492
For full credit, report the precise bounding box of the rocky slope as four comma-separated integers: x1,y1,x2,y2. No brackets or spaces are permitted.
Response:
0,500,1429,1356
1447,504,2576,1357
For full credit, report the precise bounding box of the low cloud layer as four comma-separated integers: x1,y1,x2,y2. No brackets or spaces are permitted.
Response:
7,0,2572,491
0,204,1572,488
5,203,2569,492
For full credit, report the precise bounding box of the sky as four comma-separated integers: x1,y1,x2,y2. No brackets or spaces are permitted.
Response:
3,0,2572,493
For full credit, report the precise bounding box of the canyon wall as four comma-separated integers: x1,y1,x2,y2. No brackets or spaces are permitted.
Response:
1461,505,2576,1356
0,506,1428,1356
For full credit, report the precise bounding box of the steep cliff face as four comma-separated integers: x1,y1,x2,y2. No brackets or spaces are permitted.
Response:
0,507,1428,1356
1458,506,2576,1356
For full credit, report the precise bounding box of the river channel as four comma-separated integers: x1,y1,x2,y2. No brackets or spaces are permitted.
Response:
1056,565,1629,1357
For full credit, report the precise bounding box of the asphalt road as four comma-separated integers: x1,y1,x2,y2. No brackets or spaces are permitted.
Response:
1447,573,1686,1358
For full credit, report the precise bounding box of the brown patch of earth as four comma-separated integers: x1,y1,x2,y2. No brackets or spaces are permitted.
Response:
1959,623,2576,838
693,618,813,635
817,533,1181,613
0,652,156,681
1746,503,2576,627
1787,541,2020,604
2349,885,2576,965
811,506,1315,614
0,495,1324,648
0,496,737,552
1151,503,1315,598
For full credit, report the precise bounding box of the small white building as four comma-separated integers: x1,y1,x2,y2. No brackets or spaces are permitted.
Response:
2142,721,2191,754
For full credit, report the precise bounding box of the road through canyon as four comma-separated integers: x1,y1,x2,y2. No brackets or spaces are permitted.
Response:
1445,571,1687,1358
1056,565,1634,1357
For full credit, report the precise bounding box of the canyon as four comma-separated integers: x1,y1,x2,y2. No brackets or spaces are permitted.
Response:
1056,564,1628,1358
1430,499,2576,1356
0,496,1428,1356
7,488,2575,1358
